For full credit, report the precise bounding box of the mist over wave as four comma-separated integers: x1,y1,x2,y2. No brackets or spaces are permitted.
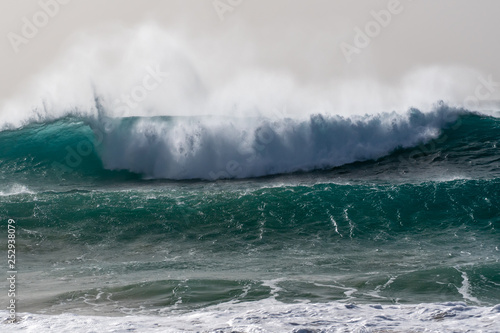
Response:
0,25,498,180
1,24,497,129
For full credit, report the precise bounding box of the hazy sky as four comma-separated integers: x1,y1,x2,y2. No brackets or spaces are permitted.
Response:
1,0,500,105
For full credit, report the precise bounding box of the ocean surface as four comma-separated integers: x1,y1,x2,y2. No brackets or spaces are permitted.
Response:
1,105,499,332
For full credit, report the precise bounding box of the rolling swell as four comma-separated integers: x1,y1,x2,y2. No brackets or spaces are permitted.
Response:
3,179,500,310
7,179,499,240
0,105,499,183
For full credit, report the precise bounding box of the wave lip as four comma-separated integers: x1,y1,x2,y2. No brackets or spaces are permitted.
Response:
95,105,462,180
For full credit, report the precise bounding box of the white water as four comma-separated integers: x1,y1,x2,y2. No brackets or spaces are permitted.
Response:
2,301,499,332
95,105,461,180
0,184,34,196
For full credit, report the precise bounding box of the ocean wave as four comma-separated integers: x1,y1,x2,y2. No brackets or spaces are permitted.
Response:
2,104,500,181
94,104,462,180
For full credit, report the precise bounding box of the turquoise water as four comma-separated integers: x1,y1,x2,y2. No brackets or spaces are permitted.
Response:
0,110,499,322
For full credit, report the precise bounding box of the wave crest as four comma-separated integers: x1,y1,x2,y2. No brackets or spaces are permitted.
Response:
94,104,462,179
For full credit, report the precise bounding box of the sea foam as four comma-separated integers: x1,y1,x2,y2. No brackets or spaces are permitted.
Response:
2,301,499,333
95,105,462,180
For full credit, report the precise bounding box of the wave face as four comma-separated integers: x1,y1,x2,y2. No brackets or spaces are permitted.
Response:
4,104,496,182
1,176,500,320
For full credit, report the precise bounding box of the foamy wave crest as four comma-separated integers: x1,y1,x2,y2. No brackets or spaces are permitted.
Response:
95,104,462,180
0,184,34,196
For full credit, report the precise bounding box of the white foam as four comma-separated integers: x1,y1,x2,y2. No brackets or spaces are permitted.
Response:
97,105,461,180
0,184,34,196
455,267,482,305
2,300,499,332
